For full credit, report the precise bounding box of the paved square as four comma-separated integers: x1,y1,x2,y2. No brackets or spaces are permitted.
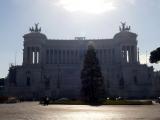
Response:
0,102,160,120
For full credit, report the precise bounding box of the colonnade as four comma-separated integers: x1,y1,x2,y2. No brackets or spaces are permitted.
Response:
46,49,80,64
45,48,115,65
121,45,137,63
24,46,138,65
26,47,40,64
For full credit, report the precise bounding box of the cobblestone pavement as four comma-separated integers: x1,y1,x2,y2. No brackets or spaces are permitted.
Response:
0,102,160,120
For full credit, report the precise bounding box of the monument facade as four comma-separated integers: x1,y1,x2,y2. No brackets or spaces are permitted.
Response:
4,23,160,99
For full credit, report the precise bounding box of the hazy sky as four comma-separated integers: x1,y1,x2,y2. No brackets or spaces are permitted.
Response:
0,0,160,78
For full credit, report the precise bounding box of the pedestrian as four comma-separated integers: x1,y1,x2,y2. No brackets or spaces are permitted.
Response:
46,96,49,105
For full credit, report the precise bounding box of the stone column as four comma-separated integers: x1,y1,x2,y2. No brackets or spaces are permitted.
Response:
101,49,103,64
23,46,27,65
74,50,76,64
46,49,49,64
74,49,76,64
110,48,113,64
50,49,52,64
37,48,40,64
102,49,104,64
50,49,53,64
72,50,74,64
59,50,61,64
39,47,43,65
77,49,80,64
27,47,30,64
49,49,50,64
66,50,68,64
68,50,70,64
63,50,65,64
137,48,140,63
49,49,51,64
56,50,58,64
134,46,137,63
26,47,29,64
61,50,63,64
98,49,102,65
48,49,51,64
105,49,107,64
73,50,75,64
53,50,55,64
34,48,37,64
131,46,134,63
30,47,33,64
75,49,78,64
124,46,127,63
52,49,54,64
126,46,129,63
129,46,132,63
57,50,58,64
108,49,110,63
120,47,123,63
107,49,109,63
103,49,105,64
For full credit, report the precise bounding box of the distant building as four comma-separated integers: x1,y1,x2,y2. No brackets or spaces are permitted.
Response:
4,23,160,99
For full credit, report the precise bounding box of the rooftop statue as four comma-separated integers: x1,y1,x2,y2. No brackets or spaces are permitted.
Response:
119,22,131,32
29,23,41,33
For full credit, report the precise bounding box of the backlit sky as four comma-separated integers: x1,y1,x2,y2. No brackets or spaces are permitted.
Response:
0,0,160,78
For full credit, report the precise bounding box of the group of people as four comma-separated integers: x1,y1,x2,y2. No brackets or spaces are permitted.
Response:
41,96,49,105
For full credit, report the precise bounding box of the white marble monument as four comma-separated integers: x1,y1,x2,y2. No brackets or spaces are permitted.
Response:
4,23,160,99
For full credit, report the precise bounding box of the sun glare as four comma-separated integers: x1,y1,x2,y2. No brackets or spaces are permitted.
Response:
56,0,116,14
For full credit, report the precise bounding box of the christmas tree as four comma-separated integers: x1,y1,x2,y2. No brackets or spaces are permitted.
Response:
81,44,105,104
